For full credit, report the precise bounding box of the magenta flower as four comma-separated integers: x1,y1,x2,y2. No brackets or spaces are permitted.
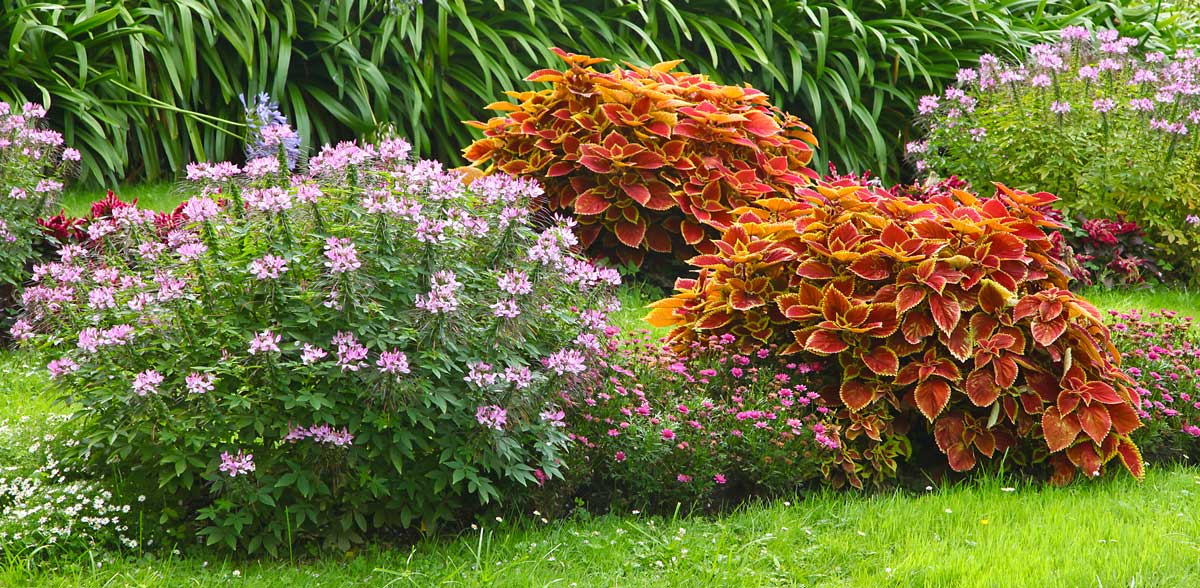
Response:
176,242,208,262
286,424,354,447
714,474,727,485
47,357,79,378
243,156,280,178
87,287,116,309
415,270,460,313
475,405,508,430
249,254,288,280
464,362,498,387
491,299,521,318
322,237,362,274
248,330,281,355
503,365,532,389
218,450,256,477
918,95,940,115
660,428,676,441
132,369,163,396
676,474,692,483
186,372,216,394
1092,98,1116,113
497,269,532,295
545,349,587,375
540,409,566,427
335,333,368,372
376,349,411,375
182,196,220,221
300,343,328,365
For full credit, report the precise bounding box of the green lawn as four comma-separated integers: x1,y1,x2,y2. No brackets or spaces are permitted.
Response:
5,466,1198,587
59,182,181,216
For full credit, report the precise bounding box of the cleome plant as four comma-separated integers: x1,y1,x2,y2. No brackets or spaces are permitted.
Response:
647,178,1144,487
13,130,621,553
464,48,819,268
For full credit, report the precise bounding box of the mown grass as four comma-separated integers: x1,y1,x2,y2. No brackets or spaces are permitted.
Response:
1080,286,1198,319
58,182,182,216
4,465,1198,587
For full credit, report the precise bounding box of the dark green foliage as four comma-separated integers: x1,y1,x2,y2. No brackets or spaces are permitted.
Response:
0,1,1186,186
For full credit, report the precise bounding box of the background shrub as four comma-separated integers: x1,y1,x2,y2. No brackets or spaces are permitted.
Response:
16,134,620,553
647,179,1145,485
0,1,1179,185
913,27,1200,283
464,49,818,268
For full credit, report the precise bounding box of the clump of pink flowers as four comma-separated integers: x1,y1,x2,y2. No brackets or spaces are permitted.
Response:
475,405,508,430
218,450,256,477
285,424,354,447
1108,309,1200,459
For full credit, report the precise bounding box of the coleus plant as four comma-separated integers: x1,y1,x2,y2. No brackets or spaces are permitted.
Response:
464,48,819,267
647,179,1145,486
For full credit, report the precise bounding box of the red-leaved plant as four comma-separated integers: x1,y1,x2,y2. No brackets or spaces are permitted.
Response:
464,48,819,267
647,180,1144,486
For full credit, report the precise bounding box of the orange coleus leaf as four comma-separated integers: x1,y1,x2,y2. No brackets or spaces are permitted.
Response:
1030,317,1067,347
574,189,611,215
860,346,899,376
914,379,951,422
965,368,1000,407
805,329,849,354
614,218,647,248
1042,406,1082,452
1076,403,1112,445
929,292,961,335
1116,436,1145,480
839,379,877,412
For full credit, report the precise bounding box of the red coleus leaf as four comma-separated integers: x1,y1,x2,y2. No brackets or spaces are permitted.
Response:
1030,318,1067,347
1081,381,1123,405
730,289,765,311
860,346,899,376
614,217,647,248
574,189,611,215
1116,437,1145,480
839,379,877,411
993,356,1018,389
697,311,732,330
977,279,1014,314
1066,442,1103,478
896,286,926,314
1108,401,1141,435
644,225,673,253
965,368,1000,407
578,155,613,174
1076,403,1112,445
546,162,575,177
805,329,849,355
1042,407,1082,452
621,181,652,206
680,220,706,245
914,379,951,422
900,312,935,345
941,320,972,362
848,255,891,281
929,292,961,336
797,260,836,279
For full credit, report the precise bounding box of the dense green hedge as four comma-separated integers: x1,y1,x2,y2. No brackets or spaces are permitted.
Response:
1,0,1192,186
